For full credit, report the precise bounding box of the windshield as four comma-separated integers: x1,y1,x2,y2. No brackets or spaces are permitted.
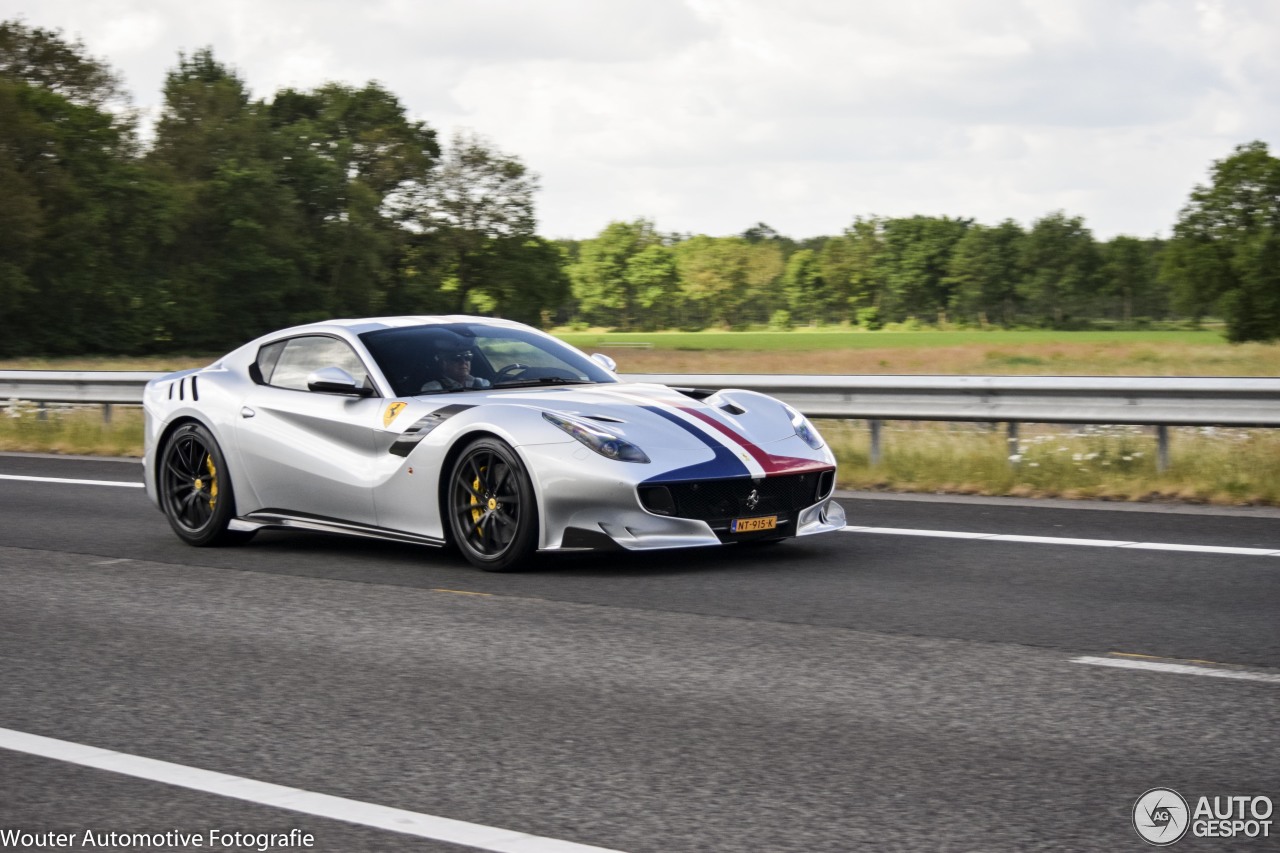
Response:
360,323,618,397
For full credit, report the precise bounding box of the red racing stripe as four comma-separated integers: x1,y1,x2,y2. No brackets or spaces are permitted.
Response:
678,407,831,475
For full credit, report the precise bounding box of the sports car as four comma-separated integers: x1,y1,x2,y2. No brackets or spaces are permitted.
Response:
142,316,846,570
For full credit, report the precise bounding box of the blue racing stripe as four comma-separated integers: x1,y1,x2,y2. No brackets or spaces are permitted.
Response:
640,405,751,483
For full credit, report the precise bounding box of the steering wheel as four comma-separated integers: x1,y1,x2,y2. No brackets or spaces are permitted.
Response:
496,363,529,379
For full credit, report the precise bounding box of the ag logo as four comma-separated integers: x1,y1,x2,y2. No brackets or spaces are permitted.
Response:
1134,788,1190,846
383,402,407,428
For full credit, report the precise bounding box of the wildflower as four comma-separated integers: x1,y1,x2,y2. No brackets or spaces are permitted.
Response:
1008,454,1023,463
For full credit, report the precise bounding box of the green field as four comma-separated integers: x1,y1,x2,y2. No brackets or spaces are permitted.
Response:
558,328,1225,352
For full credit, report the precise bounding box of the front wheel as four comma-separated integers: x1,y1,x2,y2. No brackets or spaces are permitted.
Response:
446,437,538,571
158,423,252,547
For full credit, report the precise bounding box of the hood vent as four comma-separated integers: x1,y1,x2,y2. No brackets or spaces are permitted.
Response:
719,403,746,415
584,414,626,424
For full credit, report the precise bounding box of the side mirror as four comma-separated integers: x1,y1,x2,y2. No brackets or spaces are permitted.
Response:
307,366,372,396
590,353,618,373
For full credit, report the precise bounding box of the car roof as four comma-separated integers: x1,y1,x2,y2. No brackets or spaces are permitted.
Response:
271,315,535,338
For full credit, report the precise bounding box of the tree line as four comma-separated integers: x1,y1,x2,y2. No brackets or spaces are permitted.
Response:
2,19,1278,354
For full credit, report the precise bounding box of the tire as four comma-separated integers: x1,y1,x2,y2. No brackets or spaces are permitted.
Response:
158,422,253,547
446,437,538,571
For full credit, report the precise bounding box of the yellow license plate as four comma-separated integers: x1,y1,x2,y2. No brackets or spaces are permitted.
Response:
731,515,777,533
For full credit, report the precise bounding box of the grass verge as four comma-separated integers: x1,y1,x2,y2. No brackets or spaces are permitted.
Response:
822,420,1280,506
2,404,1276,507
0,403,145,457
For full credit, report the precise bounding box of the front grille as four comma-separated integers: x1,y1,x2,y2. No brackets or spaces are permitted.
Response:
639,470,831,526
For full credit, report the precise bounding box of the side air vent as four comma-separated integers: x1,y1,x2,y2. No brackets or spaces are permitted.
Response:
817,469,836,500
190,375,199,401
719,403,746,415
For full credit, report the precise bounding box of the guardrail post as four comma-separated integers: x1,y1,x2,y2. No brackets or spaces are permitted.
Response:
103,403,113,424
1007,421,1020,466
868,419,882,466
36,402,47,422
1156,425,1170,473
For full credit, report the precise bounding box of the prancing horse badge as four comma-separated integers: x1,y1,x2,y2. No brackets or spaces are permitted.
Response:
383,402,407,427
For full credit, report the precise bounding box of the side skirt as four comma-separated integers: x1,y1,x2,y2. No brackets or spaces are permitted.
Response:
232,511,446,548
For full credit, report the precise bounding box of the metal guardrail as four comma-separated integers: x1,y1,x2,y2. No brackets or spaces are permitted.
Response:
622,374,1280,427
0,371,164,405
4,370,1280,426
4,370,1279,470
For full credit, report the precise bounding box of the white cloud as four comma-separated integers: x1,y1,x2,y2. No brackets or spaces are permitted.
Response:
3,0,1277,239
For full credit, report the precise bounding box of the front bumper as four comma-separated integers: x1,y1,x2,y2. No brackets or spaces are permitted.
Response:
521,445,846,552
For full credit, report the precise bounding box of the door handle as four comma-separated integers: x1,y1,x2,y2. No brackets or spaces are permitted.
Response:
240,406,256,419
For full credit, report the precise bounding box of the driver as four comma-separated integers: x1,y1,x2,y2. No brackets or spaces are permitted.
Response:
420,339,491,392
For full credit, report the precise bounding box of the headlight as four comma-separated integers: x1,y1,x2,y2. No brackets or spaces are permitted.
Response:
785,405,824,450
542,411,650,463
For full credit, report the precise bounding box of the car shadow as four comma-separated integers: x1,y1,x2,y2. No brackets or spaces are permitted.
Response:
241,528,818,579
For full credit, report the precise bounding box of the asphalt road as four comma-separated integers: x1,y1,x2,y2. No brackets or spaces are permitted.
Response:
1,454,1278,852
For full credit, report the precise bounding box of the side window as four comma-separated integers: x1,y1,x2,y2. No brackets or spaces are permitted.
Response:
267,336,370,392
254,341,287,385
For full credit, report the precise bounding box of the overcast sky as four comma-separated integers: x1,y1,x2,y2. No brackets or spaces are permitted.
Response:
5,0,1278,241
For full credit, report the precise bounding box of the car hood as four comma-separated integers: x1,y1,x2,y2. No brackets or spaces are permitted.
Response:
418,381,799,451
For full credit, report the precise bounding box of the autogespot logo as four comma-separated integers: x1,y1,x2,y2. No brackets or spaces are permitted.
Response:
1134,788,1191,846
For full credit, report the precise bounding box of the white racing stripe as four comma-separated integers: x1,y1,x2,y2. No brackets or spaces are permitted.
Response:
0,474,144,488
1071,656,1280,684
0,726,627,853
842,526,1280,557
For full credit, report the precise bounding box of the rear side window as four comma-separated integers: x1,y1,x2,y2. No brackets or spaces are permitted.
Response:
262,336,370,392
254,341,287,384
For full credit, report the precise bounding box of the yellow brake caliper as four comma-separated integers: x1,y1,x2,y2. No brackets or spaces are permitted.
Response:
471,470,484,533
206,456,218,510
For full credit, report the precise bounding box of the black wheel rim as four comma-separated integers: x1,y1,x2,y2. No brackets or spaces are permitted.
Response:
452,448,521,558
162,431,218,532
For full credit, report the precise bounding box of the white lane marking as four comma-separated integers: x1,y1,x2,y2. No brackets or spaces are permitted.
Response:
0,726,627,853
1071,657,1280,684
0,474,144,488
842,526,1280,557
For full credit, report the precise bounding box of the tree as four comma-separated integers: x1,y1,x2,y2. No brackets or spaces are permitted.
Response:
625,243,680,329
674,236,752,329
877,216,971,323
782,248,829,325
820,217,884,323
946,220,1026,326
268,82,439,318
1019,211,1101,327
569,219,665,329
1099,236,1165,323
1163,141,1280,341
402,130,547,317
1,19,127,109
0,20,162,355
147,49,307,348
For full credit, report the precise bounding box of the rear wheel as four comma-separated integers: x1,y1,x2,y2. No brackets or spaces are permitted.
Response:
158,423,252,546
446,437,538,571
